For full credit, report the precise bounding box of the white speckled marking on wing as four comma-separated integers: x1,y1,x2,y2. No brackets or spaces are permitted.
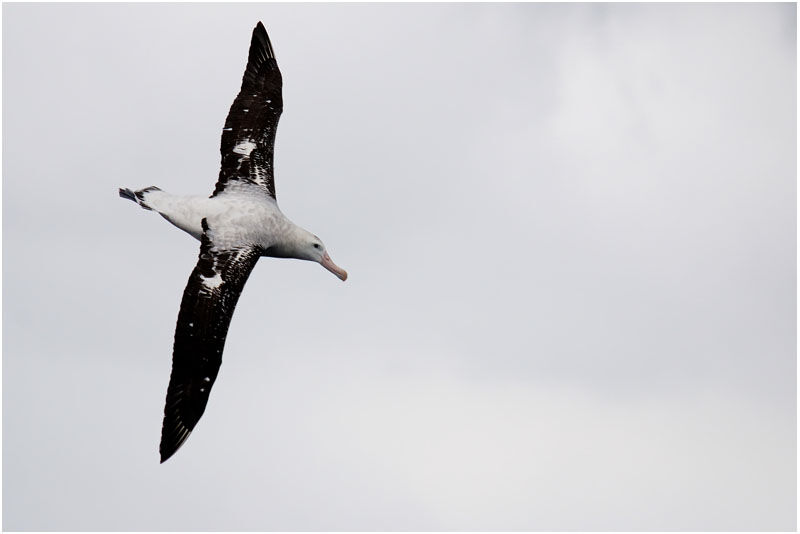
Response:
233,140,256,156
201,272,224,290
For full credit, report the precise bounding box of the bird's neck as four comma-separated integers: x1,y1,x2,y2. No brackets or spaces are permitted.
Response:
263,223,312,260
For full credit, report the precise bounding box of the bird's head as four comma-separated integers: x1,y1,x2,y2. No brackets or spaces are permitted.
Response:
299,233,348,281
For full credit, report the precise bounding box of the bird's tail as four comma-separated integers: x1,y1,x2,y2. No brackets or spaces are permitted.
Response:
118,186,161,211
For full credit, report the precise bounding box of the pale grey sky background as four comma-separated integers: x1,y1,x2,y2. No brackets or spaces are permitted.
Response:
3,2,796,531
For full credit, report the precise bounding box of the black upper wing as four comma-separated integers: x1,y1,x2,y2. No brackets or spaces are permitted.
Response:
160,220,261,463
212,21,282,199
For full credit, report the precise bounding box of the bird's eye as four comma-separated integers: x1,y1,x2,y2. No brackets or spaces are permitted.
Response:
313,243,321,250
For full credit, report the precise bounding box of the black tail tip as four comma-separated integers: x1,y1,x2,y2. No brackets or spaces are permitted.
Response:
119,187,136,201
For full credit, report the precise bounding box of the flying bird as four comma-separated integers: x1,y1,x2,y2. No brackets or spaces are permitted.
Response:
120,22,347,463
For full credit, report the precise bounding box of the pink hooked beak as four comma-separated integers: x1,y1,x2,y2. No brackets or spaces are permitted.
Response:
321,252,348,281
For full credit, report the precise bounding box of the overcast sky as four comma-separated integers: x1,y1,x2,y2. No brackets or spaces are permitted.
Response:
3,2,796,531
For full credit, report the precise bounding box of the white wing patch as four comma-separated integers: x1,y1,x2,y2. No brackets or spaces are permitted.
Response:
233,140,257,156
201,272,224,290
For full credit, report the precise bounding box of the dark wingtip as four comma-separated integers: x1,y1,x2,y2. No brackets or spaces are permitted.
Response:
254,21,267,41
160,445,177,463
159,426,192,464
251,21,275,59
238,20,280,90
160,439,175,463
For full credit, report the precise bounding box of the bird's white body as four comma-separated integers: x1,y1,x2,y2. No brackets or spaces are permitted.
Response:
140,185,299,251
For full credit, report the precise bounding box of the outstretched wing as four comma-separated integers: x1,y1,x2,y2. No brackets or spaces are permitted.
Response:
160,219,261,463
212,21,282,199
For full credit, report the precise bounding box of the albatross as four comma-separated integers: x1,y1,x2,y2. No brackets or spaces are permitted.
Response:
120,22,347,463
